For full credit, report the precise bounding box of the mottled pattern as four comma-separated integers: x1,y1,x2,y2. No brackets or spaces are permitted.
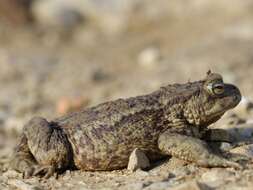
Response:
10,72,243,178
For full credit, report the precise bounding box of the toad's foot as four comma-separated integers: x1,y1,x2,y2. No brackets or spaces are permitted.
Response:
22,165,56,179
33,165,56,179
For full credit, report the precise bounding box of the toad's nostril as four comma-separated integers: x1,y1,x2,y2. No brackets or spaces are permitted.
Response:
233,94,241,102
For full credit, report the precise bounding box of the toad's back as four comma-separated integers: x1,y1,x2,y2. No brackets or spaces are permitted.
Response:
55,91,170,170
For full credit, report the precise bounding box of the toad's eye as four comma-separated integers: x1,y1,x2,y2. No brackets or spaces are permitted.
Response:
207,82,225,95
212,83,225,95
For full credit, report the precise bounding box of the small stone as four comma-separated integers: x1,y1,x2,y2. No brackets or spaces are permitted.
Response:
8,179,43,190
2,170,20,178
134,169,150,177
233,97,253,116
215,113,245,130
4,116,28,135
62,170,72,180
32,0,84,29
246,119,253,124
92,69,111,83
230,144,253,159
200,169,234,188
121,182,144,190
144,182,171,190
220,142,233,152
172,166,191,177
226,113,246,126
127,148,150,172
138,47,161,68
170,181,204,190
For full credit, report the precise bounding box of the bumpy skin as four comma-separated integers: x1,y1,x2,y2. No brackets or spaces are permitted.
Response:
10,72,242,178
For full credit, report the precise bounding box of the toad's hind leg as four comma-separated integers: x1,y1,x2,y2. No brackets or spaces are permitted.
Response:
158,131,241,168
10,133,38,178
10,117,73,178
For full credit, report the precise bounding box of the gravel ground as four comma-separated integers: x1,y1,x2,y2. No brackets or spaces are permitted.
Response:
1,1,253,189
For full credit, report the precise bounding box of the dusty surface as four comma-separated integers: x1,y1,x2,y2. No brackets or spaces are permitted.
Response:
1,0,253,189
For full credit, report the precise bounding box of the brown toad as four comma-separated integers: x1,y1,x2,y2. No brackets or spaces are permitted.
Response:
10,71,242,178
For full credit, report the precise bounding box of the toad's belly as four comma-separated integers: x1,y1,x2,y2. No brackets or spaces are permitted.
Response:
65,129,163,170
72,143,164,170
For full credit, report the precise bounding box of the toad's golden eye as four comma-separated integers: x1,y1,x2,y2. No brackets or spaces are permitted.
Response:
212,83,225,95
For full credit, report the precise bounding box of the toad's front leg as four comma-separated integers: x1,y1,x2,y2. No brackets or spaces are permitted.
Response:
10,117,73,178
201,128,234,142
158,130,241,168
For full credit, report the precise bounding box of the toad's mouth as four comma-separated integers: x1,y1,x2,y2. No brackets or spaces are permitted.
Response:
205,94,241,120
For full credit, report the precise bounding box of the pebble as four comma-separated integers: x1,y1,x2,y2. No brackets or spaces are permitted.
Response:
170,181,204,190
3,116,28,135
134,169,150,177
220,142,233,152
32,0,83,29
143,181,171,190
138,47,161,68
224,113,246,126
127,148,150,172
172,166,192,177
233,97,253,116
230,144,253,159
92,69,111,83
8,179,43,190
2,170,21,179
200,169,234,188
121,182,144,190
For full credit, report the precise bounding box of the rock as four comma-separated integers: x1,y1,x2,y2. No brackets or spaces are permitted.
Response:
2,170,21,179
225,113,246,126
0,184,8,190
92,69,111,83
200,169,234,188
230,144,253,159
220,142,233,152
78,0,139,35
121,182,145,190
127,148,150,172
138,47,161,68
8,179,43,190
170,181,204,190
4,116,28,135
31,0,137,34
143,181,171,190
31,0,83,30
233,97,253,116
246,119,253,124
134,169,150,177
172,166,192,177
215,113,246,130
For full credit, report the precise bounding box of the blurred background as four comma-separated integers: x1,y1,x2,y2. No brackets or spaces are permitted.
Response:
0,0,253,136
